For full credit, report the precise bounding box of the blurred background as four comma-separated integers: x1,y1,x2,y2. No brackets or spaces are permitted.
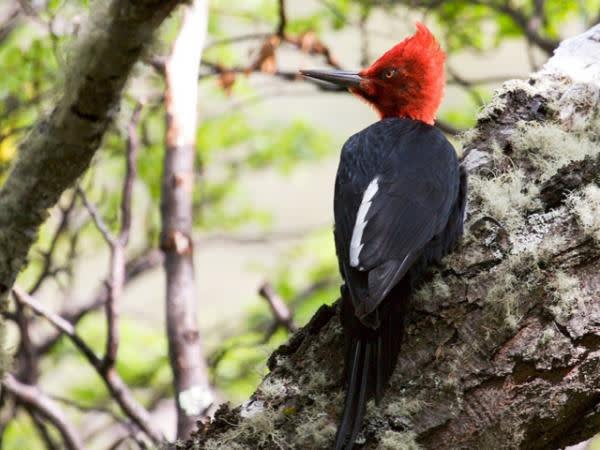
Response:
0,0,597,448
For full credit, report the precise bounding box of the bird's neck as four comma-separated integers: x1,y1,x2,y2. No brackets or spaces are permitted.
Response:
377,105,437,126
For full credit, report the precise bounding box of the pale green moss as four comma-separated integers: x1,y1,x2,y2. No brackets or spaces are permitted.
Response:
470,169,540,230
459,127,480,147
538,327,556,347
295,413,337,448
553,82,600,132
385,397,424,418
259,377,290,399
203,439,245,450
485,268,521,330
548,271,585,322
567,185,600,241
413,272,451,303
511,122,599,181
379,430,420,450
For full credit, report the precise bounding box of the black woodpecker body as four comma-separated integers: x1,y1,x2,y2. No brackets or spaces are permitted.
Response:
301,23,468,449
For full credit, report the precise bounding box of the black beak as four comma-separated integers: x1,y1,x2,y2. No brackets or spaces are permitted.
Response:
300,69,362,89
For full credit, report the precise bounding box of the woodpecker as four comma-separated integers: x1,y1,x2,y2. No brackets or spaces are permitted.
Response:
301,23,467,449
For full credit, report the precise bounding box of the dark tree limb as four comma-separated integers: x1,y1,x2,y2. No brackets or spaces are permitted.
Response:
181,24,600,450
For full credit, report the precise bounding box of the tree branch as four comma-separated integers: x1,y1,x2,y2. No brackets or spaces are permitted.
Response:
3,374,84,450
276,0,287,37
258,282,297,334
76,187,116,246
12,287,164,443
0,0,185,305
0,5,20,45
29,192,78,295
33,248,163,355
119,103,142,246
161,0,212,440
490,1,558,55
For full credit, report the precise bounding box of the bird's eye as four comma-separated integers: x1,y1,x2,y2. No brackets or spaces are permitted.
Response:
383,69,396,79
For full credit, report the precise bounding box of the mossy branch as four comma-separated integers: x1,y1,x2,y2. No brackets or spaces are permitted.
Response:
0,1,183,303
182,25,600,450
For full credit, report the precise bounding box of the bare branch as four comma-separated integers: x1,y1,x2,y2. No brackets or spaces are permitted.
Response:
76,187,116,246
276,0,287,37
119,103,143,245
29,192,78,294
26,408,61,450
35,248,164,355
12,287,164,443
161,0,212,439
0,5,20,45
481,0,558,55
204,32,272,50
13,286,101,366
258,282,297,333
103,104,143,369
103,244,123,369
3,374,84,450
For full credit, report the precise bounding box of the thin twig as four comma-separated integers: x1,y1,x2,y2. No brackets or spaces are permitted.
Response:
276,0,287,37
0,6,20,44
103,104,143,369
49,394,147,447
258,282,297,333
119,103,143,246
204,32,272,50
29,192,78,294
3,374,84,450
13,286,101,365
447,65,485,106
26,408,62,450
76,186,116,246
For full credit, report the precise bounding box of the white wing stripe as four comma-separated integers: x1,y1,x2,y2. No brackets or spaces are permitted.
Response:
349,177,379,268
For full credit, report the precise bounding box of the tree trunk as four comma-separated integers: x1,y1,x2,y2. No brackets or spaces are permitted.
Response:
160,0,212,440
182,25,600,450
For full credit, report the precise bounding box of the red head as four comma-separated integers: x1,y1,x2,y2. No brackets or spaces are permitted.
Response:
301,23,445,125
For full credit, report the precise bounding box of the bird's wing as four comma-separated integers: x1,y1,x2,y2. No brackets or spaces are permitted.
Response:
338,153,458,320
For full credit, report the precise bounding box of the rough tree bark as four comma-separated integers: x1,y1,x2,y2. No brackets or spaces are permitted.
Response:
0,0,184,306
181,26,600,450
160,0,212,440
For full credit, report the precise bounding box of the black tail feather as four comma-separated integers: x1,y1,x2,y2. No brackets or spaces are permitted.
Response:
335,342,362,450
334,280,409,450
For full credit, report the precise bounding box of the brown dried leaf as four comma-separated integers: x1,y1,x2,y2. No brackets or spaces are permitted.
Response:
249,35,280,74
218,71,236,95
